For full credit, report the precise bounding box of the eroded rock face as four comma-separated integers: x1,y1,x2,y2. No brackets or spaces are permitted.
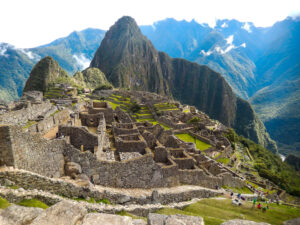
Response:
81,213,133,225
0,204,43,225
147,213,204,225
221,219,271,225
31,201,87,225
283,218,300,225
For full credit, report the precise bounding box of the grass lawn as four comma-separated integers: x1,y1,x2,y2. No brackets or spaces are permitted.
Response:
217,157,230,165
222,185,253,194
175,133,211,151
156,198,300,225
107,101,121,110
0,197,10,209
18,198,49,209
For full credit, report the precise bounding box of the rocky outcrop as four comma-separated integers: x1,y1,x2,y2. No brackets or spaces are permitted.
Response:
23,56,69,93
0,204,43,225
31,201,87,225
283,218,300,225
90,16,170,95
73,67,112,89
90,16,277,152
148,213,204,225
81,213,133,225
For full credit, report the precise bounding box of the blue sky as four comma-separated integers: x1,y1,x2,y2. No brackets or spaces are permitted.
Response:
1,0,300,48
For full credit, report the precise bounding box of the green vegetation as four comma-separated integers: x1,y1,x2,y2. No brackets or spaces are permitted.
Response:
175,133,211,151
117,211,146,221
94,84,113,91
216,157,230,165
0,197,10,209
225,128,300,196
107,101,121,110
129,102,141,113
187,116,201,124
222,185,253,194
18,198,49,209
156,198,300,225
23,120,37,129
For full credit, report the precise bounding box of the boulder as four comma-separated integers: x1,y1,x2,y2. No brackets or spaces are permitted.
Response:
81,213,133,225
0,204,43,225
65,162,82,178
148,213,204,225
283,218,300,225
221,219,271,225
31,201,87,225
132,219,147,225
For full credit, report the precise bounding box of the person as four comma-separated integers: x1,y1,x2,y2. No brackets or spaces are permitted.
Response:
215,185,219,190
252,197,257,208
230,192,234,198
262,206,267,212
90,176,95,185
237,193,241,199
257,203,261,209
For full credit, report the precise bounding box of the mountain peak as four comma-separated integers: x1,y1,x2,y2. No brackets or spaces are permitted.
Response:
23,56,68,93
105,16,141,40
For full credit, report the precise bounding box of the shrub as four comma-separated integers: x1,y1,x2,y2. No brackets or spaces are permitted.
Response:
94,84,113,91
187,117,201,124
129,102,141,113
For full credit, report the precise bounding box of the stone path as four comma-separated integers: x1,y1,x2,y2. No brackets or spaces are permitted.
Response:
0,186,222,216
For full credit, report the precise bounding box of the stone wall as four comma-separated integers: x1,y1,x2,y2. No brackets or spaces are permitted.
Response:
64,145,178,188
27,109,70,134
0,101,53,126
59,126,98,152
0,125,65,178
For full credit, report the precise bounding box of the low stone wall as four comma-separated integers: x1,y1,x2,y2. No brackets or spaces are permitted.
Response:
0,101,53,126
0,125,65,178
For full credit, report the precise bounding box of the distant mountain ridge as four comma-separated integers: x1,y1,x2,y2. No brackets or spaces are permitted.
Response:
0,28,105,101
90,16,277,152
1,16,299,154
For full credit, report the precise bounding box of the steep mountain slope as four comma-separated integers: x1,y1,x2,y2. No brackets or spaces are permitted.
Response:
0,43,36,101
140,19,264,98
31,28,105,73
23,56,68,93
250,18,300,154
90,17,170,95
91,16,277,152
0,28,105,101
141,17,300,155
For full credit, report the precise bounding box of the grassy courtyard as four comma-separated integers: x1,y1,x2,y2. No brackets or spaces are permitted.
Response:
156,198,300,225
175,133,211,151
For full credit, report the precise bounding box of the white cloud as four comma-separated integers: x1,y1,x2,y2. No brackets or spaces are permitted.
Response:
18,48,41,61
0,43,9,57
242,22,252,33
201,49,213,56
221,22,228,28
225,35,234,45
73,54,90,70
240,43,246,48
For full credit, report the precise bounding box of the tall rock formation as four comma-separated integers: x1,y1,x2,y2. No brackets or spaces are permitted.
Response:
23,56,68,93
90,16,170,95
90,16,277,152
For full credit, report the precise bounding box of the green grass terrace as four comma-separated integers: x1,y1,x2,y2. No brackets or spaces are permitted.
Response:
175,133,211,151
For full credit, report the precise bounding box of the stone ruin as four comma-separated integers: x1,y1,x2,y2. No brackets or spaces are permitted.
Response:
0,90,245,191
